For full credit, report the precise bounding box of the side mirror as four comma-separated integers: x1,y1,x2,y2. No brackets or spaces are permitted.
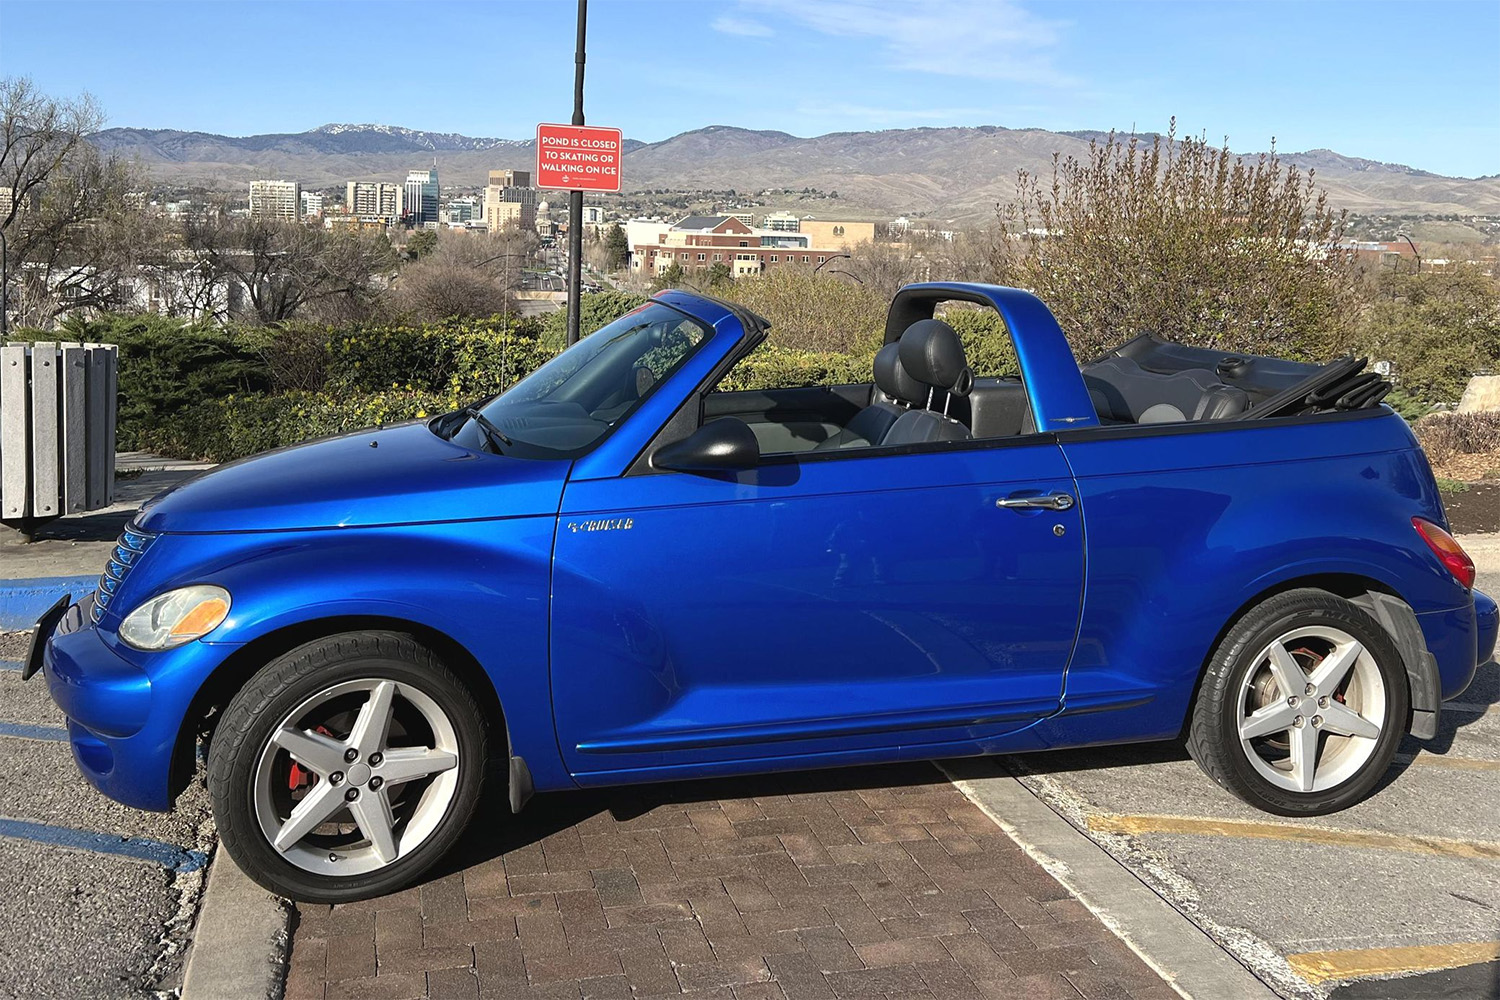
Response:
652,417,760,473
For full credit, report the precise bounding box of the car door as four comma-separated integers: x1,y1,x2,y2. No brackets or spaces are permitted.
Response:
549,438,1084,779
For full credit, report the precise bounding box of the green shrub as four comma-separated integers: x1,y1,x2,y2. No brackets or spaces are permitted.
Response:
325,315,553,399
139,389,452,463
16,313,278,450
941,309,1020,377
539,291,649,349
718,346,874,392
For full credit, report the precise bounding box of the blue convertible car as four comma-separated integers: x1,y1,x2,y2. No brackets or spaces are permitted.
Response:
27,283,1498,901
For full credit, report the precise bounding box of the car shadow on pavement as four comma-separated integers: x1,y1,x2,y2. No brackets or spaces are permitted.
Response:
426,759,953,882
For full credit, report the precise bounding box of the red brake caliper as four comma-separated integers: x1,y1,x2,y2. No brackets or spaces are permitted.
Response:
287,725,337,791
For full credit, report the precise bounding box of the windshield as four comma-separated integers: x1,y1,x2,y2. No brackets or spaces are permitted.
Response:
443,301,711,459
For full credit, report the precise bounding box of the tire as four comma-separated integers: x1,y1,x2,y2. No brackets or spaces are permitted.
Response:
1187,589,1408,816
208,631,488,902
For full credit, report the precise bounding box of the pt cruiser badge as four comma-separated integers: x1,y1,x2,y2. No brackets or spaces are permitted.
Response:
567,518,634,533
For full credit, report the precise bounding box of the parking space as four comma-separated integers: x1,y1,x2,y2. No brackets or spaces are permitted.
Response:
946,555,1500,999
0,630,213,1000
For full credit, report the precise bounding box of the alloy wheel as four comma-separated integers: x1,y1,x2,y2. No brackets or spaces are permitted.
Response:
251,677,460,876
1237,625,1387,793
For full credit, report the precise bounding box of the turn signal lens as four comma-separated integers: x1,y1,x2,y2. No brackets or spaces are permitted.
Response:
119,585,232,650
1413,517,1475,590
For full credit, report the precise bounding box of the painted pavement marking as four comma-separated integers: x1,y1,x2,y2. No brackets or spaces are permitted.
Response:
0,817,207,872
0,720,68,742
1087,813,1500,860
1288,940,1500,985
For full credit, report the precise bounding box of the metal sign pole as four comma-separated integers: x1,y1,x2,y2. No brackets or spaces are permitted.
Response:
565,0,587,347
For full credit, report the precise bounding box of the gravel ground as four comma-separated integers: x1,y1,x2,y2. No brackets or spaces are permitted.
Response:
0,631,213,1000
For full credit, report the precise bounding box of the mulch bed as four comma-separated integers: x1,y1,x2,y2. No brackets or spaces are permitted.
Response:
1444,483,1500,535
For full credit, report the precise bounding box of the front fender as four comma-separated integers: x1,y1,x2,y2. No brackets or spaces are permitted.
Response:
118,517,570,792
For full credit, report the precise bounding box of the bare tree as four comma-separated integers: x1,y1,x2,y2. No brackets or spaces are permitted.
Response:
390,228,537,323
180,204,396,324
1,76,150,326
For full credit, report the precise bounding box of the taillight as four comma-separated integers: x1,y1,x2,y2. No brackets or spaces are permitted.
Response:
1413,517,1475,590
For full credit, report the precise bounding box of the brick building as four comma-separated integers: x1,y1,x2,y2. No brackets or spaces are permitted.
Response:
630,216,861,279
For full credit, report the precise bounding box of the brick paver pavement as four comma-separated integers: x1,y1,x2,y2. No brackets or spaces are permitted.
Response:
285,762,1175,999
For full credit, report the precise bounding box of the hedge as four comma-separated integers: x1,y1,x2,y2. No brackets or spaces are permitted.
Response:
137,389,453,462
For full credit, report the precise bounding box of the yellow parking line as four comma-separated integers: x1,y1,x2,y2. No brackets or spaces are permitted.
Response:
1287,940,1500,985
1087,814,1500,860
1444,701,1499,715
1398,752,1500,772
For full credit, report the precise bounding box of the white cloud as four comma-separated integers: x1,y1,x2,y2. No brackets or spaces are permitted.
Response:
742,0,1076,87
712,14,774,37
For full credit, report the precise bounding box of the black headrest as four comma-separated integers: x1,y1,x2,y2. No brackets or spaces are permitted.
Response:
872,342,924,404
898,319,973,396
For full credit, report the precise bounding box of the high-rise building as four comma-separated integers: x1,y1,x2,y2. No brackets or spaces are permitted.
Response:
345,181,402,220
249,180,301,221
484,169,538,234
404,164,439,227
300,191,323,219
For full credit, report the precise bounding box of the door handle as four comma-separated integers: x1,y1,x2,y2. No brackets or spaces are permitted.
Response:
996,492,1075,511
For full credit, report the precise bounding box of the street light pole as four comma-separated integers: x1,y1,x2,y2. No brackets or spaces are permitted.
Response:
814,252,851,275
565,0,587,347
1397,232,1421,274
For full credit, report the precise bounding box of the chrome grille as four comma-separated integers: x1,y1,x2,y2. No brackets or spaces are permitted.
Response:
92,527,155,623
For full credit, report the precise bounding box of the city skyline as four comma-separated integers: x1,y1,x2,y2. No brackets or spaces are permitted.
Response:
1,0,1496,179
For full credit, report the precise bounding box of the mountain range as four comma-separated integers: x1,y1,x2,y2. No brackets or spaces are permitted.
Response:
90,123,1500,222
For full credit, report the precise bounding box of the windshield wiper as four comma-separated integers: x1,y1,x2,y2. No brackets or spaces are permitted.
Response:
461,406,514,453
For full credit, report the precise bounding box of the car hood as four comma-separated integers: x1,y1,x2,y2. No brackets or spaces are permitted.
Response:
134,422,571,534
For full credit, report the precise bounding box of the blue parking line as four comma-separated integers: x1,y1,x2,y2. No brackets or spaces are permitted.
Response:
0,818,208,872
0,660,20,672
0,721,68,742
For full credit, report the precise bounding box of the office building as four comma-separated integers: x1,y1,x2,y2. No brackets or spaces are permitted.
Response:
484,169,538,234
300,191,323,219
249,179,301,221
443,196,480,224
404,164,440,227
762,211,801,232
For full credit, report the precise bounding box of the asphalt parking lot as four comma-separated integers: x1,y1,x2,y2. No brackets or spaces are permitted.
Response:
947,552,1500,999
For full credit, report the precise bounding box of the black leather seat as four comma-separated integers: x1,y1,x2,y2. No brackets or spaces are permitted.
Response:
882,319,974,446
1083,356,1249,424
815,342,924,450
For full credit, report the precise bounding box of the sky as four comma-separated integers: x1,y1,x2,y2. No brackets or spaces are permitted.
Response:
2,0,1497,178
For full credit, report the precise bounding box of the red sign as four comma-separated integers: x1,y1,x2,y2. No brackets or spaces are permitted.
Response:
535,123,623,192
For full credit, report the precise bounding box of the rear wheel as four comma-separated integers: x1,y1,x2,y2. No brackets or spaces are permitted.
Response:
208,632,487,902
1188,589,1408,816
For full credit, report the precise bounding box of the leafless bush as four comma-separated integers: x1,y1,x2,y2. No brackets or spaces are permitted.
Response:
1414,412,1500,465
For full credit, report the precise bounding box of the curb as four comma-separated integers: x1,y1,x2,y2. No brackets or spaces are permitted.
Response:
0,575,99,630
181,846,290,1000
940,762,1279,1000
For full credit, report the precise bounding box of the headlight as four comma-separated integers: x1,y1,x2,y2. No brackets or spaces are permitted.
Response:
118,585,231,650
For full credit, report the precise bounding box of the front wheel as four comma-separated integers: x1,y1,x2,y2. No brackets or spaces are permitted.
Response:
1188,589,1408,816
207,632,488,902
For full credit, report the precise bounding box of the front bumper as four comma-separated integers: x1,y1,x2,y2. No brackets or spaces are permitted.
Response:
37,595,231,811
